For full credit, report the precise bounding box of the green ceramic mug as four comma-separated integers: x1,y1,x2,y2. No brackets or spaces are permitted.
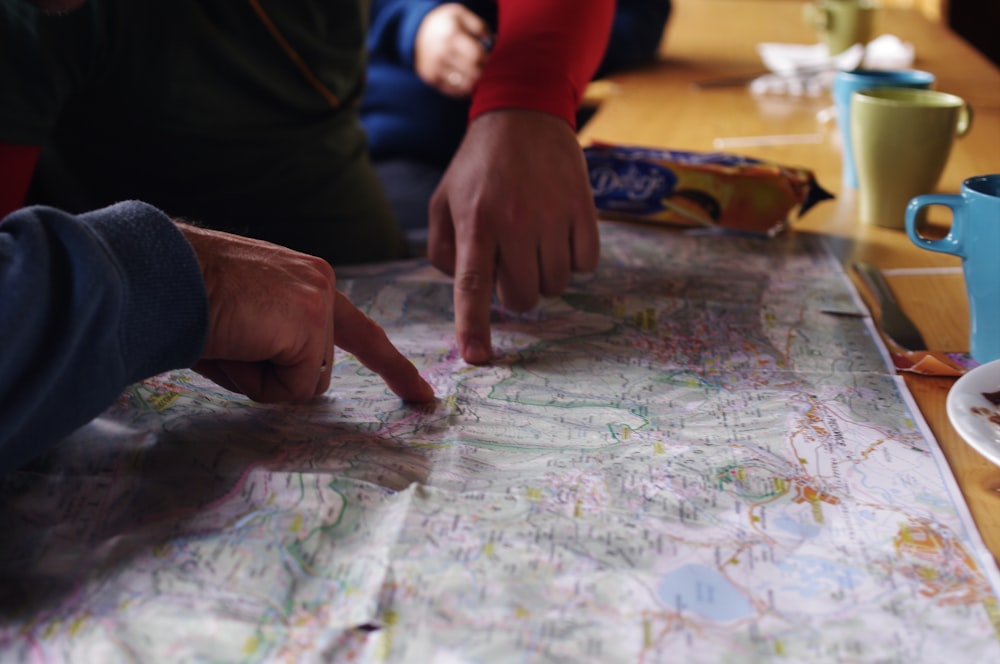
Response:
851,88,973,229
803,0,877,56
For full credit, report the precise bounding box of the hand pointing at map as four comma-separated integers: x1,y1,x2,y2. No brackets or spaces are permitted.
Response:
0,203,433,474
181,223,435,404
428,110,600,365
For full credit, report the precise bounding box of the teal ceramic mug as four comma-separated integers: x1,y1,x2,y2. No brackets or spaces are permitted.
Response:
906,174,1000,363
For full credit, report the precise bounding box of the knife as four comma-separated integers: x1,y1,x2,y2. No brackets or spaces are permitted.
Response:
853,262,929,351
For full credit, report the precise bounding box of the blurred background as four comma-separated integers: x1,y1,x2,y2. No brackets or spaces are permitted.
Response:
881,0,999,67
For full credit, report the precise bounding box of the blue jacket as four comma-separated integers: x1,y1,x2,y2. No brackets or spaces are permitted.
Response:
362,0,672,166
0,202,208,471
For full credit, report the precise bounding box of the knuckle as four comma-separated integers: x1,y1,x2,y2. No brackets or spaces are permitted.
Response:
455,269,491,296
429,187,448,214
306,255,337,288
295,286,331,324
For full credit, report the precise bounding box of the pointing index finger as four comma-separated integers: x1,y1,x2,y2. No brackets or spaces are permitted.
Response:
453,231,496,365
333,292,434,402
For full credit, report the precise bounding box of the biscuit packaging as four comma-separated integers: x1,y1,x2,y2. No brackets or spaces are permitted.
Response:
584,142,833,236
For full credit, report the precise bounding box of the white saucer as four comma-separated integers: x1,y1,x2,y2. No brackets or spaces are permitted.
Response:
946,358,1000,467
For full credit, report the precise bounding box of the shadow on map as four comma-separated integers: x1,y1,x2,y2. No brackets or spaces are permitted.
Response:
0,402,437,618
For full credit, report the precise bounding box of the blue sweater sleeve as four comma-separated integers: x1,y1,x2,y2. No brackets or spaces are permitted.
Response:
0,201,209,472
367,0,441,69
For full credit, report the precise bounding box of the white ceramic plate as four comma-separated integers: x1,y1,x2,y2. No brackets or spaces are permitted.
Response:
946,358,1000,468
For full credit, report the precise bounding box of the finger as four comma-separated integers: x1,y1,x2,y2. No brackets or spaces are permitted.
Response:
451,33,489,72
494,238,541,313
428,188,457,275
194,359,270,401
441,69,471,98
571,206,601,273
456,8,492,45
315,285,336,397
207,313,327,403
191,360,240,394
333,292,435,403
453,227,497,365
245,306,330,403
538,229,572,297
210,359,318,404
194,360,302,405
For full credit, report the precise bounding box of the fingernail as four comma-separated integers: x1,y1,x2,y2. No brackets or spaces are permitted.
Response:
462,339,491,365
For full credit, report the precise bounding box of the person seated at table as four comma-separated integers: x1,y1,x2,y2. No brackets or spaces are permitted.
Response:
362,0,672,251
0,200,435,473
0,0,615,367
0,0,440,472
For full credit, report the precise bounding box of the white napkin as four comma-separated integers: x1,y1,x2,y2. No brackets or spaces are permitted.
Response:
862,34,916,69
750,36,916,96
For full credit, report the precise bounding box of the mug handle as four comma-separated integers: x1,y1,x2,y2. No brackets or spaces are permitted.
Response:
802,3,830,30
905,194,966,257
956,103,974,137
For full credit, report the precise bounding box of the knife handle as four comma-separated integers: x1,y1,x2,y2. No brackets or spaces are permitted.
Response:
853,262,894,307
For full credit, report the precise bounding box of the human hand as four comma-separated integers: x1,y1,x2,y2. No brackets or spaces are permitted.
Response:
414,3,492,98
178,224,434,403
427,109,600,365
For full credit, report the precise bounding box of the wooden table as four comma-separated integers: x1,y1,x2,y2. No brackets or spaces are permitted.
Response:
580,0,1000,562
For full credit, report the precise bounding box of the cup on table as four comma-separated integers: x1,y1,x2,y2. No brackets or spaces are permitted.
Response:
906,175,1000,363
833,69,936,189
851,87,973,229
803,0,877,56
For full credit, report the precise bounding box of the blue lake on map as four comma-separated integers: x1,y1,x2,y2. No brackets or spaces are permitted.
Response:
657,564,754,622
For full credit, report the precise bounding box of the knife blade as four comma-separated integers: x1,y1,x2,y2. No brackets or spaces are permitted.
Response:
853,262,929,351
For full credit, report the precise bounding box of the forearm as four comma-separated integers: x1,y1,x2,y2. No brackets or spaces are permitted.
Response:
469,0,614,127
0,201,208,471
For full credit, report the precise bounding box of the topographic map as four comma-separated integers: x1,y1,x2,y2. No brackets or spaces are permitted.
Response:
1,221,998,663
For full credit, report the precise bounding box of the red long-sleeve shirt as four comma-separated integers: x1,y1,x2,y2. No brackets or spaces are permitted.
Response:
471,0,615,129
